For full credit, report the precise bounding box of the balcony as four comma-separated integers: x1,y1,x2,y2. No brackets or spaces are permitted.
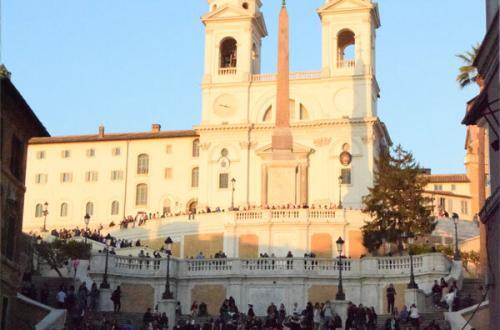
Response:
218,67,237,76
337,59,355,69
89,253,451,280
251,70,322,82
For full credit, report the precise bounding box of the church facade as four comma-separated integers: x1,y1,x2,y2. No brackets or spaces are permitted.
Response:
23,0,390,255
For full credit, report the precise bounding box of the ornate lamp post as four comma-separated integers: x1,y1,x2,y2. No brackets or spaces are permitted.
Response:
100,234,112,289
84,213,91,244
402,232,418,289
42,202,49,232
162,237,173,299
335,236,345,300
230,178,236,210
337,176,343,209
452,213,461,261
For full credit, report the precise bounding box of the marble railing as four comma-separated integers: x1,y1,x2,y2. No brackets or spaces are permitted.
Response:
251,70,322,82
233,208,339,223
89,253,451,280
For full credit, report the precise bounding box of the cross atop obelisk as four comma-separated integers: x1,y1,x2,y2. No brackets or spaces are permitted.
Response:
272,0,293,151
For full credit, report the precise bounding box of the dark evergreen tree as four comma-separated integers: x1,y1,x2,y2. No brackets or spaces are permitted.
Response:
361,145,436,253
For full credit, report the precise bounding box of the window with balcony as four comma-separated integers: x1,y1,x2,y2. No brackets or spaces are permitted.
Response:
60,172,73,183
191,167,199,188
136,184,148,206
192,139,200,157
137,154,149,174
111,201,119,215
60,203,68,217
85,202,94,216
35,203,43,217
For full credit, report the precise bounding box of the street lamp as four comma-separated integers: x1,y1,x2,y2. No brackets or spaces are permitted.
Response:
162,236,173,299
84,213,91,244
42,202,49,232
335,236,345,300
337,176,343,209
402,232,418,289
451,213,461,261
100,233,112,289
230,178,236,210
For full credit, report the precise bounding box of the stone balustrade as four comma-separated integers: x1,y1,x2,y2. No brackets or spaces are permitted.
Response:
251,70,322,82
90,253,450,280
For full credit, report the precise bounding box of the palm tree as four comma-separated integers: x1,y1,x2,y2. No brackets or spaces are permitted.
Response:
456,44,480,88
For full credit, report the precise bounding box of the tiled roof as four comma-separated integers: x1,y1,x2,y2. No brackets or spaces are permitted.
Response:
423,174,470,183
29,130,198,145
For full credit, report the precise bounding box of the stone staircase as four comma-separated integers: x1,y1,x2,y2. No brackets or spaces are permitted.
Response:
31,276,78,308
377,311,450,329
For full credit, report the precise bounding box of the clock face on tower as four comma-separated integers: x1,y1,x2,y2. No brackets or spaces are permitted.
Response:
213,94,237,117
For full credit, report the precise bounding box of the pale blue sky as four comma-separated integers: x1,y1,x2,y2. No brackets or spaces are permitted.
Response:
2,1,485,173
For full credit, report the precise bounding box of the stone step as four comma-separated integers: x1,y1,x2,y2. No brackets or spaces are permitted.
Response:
377,312,449,329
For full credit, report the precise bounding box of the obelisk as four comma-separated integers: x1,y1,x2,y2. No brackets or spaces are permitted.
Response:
271,0,293,152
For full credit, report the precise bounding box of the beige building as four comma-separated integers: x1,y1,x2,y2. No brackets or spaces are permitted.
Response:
23,0,390,238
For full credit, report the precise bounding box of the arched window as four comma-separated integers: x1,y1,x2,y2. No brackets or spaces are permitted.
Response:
263,106,272,122
187,200,198,213
299,104,310,120
111,201,119,215
163,199,171,214
35,203,43,218
337,29,355,67
220,38,237,68
137,154,149,174
192,139,200,157
136,184,148,206
85,202,94,216
191,167,199,188
60,203,68,217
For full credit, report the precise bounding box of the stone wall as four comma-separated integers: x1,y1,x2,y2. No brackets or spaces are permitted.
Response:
308,285,337,304
191,284,226,316
239,234,259,258
348,230,366,258
382,283,406,313
310,233,332,258
184,233,223,258
120,283,155,313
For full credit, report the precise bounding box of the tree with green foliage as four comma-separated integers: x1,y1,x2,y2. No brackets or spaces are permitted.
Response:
456,44,480,88
35,239,91,278
361,145,436,254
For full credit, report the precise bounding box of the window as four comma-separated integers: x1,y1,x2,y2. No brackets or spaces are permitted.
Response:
35,203,43,217
60,172,73,183
85,171,98,182
219,173,229,189
86,148,95,157
10,135,23,179
35,174,48,184
451,184,456,191
60,203,68,217
439,198,446,209
165,144,172,154
221,148,229,157
111,170,124,181
36,151,46,159
136,184,148,205
340,168,351,184
220,38,237,68
434,185,443,191
299,104,309,120
137,154,149,174
111,201,119,215
112,147,121,156
337,29,355,66
461,200,469,215
192,139,200,157
191,167,199,188
61,150,71,158
85,202,94,216
165,168,173,179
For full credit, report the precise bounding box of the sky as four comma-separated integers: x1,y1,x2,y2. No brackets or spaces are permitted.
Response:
1,0,485,174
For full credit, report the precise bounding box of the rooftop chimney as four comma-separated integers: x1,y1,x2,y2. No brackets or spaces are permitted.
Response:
98,125,105,138
152,124,161,133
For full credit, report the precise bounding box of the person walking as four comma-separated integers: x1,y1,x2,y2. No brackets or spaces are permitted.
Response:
89,282,100,311
111,286,121,313
386,283,396,314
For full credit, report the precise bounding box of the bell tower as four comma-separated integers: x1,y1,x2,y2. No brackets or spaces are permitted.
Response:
317,0,380,77
201,0,268,84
